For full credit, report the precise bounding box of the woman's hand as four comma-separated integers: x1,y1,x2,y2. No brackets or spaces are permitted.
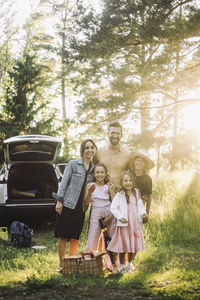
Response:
119,217,127,224
56,200,63,215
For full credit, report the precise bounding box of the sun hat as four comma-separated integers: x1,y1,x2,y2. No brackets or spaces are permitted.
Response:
131,150,155,170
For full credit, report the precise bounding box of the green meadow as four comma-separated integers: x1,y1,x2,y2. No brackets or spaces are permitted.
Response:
0,171,199,299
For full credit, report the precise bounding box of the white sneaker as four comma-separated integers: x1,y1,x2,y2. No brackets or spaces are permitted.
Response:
119,264,126,274
126,262,135,273
112,265,119,274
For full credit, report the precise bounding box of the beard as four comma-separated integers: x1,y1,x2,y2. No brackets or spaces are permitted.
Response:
109,137,120,145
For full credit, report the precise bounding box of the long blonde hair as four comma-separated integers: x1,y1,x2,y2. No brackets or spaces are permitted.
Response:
120,170,136,204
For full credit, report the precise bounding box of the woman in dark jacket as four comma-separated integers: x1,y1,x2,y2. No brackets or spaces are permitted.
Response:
53,139,97,272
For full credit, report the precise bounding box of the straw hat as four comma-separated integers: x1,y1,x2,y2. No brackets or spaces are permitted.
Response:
131,150,155,170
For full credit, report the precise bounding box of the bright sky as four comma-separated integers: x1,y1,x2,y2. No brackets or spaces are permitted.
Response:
180,102,200,134
8,0,200,142
14,0,102,20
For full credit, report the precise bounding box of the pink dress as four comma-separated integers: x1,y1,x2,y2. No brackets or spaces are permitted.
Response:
85,184,116,252
107,194,145,253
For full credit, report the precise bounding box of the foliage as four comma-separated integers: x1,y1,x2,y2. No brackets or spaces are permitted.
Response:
148,171,200,247
1,0,200,170
0,1,17,82
0,171,199,299
0,52,57,137
66,0,200,170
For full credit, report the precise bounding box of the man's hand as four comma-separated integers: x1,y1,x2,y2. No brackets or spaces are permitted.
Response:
107,181,116,200
107,181,114,191
56,200,63,215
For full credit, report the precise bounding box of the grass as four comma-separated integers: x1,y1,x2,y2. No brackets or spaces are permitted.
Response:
0,171,200,299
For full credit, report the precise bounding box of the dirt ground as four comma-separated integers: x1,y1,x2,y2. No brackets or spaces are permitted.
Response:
0,286,161,300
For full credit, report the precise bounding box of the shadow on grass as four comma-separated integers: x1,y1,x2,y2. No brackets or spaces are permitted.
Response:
0,173,200,299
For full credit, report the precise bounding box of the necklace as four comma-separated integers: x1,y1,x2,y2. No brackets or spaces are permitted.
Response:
84,162,90,171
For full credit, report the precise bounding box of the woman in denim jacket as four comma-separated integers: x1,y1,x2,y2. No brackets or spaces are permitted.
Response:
53,139,97,272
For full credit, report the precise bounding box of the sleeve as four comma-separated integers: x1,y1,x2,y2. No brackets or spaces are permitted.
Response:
110,193,123,220
55,160,73,200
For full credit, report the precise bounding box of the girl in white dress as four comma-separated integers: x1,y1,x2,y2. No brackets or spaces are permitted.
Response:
107,170,148,273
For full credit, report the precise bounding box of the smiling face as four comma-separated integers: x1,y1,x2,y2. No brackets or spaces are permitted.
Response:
83,141,96,160
134,157,146,172
121,173,134,192
94,165,106,184
108,126,122,145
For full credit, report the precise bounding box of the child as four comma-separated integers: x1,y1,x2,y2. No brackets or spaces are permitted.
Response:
84,163,116,253
107,170,148,274
130,150,154,215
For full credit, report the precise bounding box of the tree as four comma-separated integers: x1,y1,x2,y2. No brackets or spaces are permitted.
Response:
42,0,83,160
0,0,18,100
0,0,75,162
1,53,57,140
66,0,200,170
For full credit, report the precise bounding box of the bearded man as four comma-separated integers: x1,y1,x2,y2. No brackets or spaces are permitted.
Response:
94,121,131,192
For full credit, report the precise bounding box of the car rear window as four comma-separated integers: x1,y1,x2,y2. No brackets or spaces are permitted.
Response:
9,141,57,161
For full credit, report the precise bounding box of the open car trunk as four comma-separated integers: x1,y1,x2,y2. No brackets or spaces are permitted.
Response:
7,163,58,203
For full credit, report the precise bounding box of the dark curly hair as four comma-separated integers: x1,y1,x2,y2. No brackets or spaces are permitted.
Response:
94,163,110,183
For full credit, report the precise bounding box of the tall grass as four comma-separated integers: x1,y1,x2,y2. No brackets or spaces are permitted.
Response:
146,171,200,248
0,170,199,299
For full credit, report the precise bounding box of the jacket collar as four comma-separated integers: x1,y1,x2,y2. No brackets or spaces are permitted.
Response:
77,157,84,165
77,157,94,170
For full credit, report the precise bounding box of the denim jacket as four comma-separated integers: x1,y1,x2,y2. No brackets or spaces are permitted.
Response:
53,157,94,211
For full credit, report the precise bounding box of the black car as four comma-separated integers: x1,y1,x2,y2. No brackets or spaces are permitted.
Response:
0,135,63,222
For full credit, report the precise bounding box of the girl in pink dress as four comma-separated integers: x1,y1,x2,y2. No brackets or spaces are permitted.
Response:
107,170,148,274
84,163,116,252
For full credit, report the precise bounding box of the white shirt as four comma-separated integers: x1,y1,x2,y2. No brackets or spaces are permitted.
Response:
110,189,146,226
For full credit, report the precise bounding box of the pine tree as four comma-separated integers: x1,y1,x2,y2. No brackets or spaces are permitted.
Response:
1,53,56,138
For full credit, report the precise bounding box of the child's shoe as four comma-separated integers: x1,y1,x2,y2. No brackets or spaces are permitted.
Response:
56,264,63,273
126,262,135,273
119,264,126,274
111,265,119,274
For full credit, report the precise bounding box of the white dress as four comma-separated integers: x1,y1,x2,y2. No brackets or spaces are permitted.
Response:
107,193,145,253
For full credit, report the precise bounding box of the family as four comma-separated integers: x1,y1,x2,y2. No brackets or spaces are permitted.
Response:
53,121,154,274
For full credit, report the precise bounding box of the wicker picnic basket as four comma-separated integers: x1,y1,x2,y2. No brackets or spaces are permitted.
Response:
62,252,105,276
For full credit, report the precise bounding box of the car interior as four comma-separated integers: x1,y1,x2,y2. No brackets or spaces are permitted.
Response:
8,163,58,200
